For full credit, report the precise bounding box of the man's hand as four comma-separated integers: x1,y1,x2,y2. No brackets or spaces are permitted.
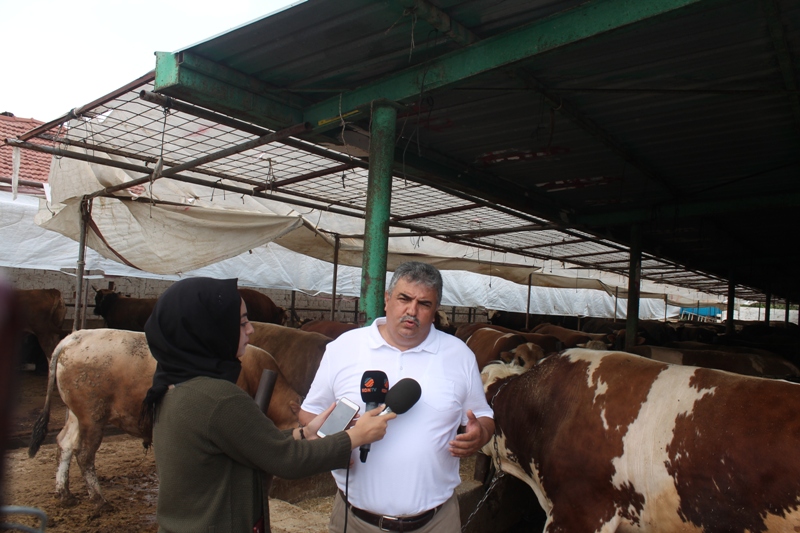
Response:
448,410,494,458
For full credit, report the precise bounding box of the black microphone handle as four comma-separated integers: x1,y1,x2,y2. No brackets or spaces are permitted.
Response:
359,401,379,462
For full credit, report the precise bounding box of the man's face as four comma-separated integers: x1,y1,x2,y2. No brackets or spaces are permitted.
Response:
381,277,438,350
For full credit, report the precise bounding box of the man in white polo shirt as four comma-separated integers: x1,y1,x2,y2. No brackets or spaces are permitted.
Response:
299,261,494,533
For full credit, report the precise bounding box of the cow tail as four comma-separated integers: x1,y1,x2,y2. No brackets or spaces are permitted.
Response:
28,339,63,458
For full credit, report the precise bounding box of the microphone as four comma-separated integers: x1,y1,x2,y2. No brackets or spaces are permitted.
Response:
360,370,389,463
379,378,421,416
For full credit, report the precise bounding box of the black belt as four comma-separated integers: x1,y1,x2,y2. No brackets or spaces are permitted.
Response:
339,490,442,532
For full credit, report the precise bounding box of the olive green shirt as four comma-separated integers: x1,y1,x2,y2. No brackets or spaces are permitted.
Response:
153,376,351,533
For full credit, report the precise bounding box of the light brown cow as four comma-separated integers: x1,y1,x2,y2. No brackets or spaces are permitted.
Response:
15,288,66,359
483,349,800,532
300,319,359,339
28,328,299,506
247,322,332,396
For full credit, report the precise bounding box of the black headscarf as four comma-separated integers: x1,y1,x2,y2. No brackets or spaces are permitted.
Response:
140,277,242,431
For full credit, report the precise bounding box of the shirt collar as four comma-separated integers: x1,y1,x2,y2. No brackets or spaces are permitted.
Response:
368,316,440,354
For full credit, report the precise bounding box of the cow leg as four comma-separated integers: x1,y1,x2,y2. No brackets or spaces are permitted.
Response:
55,411,79,506
74,422,110,508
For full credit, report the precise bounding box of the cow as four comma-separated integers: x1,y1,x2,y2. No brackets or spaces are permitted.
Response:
481,349,800,532
300,319,359,339
533,323,614,348
238,288,286,324
93,288,156,331
630,345,800,378
455,323,563,355
94,287,285,332
465,327,531,370
498,342,545,370
15,288,66,359
247,322,332,396
28,328,299,506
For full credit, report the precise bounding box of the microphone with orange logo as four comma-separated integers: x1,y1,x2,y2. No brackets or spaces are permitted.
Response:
359,370,389,463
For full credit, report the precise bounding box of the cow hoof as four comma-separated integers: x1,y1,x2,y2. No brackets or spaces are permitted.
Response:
58,494,78,507
91,498,115,513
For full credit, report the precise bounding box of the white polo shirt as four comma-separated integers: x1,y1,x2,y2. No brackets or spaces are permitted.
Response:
301,317,493,516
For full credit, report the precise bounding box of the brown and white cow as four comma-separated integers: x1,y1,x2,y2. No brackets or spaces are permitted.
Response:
28,328,299,506
466,327,531,370
482,349,800,532
247,322,332,396
455,323,563,355
15,288,66,359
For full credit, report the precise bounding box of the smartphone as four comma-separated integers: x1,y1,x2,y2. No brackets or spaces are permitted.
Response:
317,398,360,438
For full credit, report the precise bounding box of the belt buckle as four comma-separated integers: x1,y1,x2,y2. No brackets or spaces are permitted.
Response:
378,515,399,531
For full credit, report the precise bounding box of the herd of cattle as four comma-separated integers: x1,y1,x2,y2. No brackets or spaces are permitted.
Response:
14,287,800,531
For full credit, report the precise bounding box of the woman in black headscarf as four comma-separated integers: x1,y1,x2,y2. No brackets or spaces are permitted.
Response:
141,277,391,533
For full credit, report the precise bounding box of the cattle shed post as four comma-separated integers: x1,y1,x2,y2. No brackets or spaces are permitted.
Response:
624,225,642,351
359,101,397,325
786,299,791,324
330,234,340,321
765,292,771,322
72,196,92,332
614,286,619,321
726,278,736,336
525,273,532,330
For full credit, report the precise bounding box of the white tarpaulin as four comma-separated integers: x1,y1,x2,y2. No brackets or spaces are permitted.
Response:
3,190,722,319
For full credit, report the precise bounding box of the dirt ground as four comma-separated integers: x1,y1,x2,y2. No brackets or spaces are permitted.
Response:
2,371,479,533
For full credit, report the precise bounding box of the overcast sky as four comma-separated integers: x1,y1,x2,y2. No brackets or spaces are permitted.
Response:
1,0,299,121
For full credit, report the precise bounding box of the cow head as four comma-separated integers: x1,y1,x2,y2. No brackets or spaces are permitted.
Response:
480,361,525,393
500,342,544,370
93,289,119,317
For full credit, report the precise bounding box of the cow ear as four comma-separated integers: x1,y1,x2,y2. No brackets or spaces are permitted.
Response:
289,401,301,414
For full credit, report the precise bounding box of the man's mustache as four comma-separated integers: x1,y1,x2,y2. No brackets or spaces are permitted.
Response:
400,315,420,326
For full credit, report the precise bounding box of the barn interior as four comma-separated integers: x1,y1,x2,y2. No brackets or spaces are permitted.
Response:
4,2,800,530
8,0,800,327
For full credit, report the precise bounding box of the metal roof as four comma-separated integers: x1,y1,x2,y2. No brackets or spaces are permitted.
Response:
10,0,800,305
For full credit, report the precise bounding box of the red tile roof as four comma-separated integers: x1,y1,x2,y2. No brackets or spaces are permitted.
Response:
0,114,55,197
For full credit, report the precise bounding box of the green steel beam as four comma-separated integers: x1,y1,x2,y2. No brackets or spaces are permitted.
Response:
361,103,398,325
154,52,303,131
304,0,707,129
573,190,800,227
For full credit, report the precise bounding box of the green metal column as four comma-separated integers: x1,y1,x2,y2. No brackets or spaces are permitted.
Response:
360,103,397,325
624,225,641,351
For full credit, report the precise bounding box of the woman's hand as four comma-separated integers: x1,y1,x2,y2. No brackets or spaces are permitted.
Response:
345,405,395,449
302,402,336,441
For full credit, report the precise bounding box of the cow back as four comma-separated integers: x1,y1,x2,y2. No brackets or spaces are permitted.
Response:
485,349,800,532
248,322,331,396
300,319,358,339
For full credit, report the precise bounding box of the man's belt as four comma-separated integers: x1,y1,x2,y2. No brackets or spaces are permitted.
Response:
339,490,442,532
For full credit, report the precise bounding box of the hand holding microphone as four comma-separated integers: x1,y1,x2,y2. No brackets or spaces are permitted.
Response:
350,375,422,458
359,371,389,462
